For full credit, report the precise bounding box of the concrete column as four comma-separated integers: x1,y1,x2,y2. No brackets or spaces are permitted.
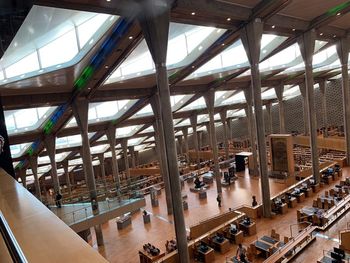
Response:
182,128,190,163
106,126,120,190
151,95,173,215
241,19,271,217
139,2,189,260
274,84,286,133
190,115,200,167
44,135,60,194
204,89,222,194
19,169,27,189
177,135,183,155
62,159,72,198
336,37,350,163
28,155,42,200
121,139,131,186
97,154,108,192
244,90,258,176
265,102,273,134
319,80,328,137
299,83,309,135
298,30,319,184
129,146,136,168
72,98,98,208
72,98,103,244
134,151,139,166
227,119,233,141
198,131,203,150
220,111,230,160
205,123,211,147
177,136,183,155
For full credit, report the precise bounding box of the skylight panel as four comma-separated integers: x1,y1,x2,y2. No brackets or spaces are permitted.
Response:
39,29,79,68
10,142,32,158
0,6,118,84
175,118,190,127
90,144,109,154
140,126,154,134
221,91,246,105
261,88,277,100
128,137,147,146
56,133,95,149
77,14,111,48
145,136,155,142
5,106,56,135
130,104,153,119
5,52,40,78
66,100,136,127
106,23,226,83
284,86,300,99
179,97,206,112
116,125,143,138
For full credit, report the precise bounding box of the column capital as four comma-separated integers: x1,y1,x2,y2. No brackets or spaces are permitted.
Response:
190,114,197,130
72,98,89,133
240,20,264,66
219,110,227,123
274,84,284,102
336,36,350,65
298,30,316,65
204,89,215,113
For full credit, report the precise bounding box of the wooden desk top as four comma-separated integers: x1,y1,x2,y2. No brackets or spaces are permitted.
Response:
0,169,107,263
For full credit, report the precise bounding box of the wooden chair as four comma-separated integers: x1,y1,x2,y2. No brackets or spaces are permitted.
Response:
325,191,329,197
324,201,329,210
283,236,290,244
312,200,318,208
317,198,323,209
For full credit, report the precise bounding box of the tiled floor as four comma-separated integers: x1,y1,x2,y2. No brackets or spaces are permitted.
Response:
89,168,350,263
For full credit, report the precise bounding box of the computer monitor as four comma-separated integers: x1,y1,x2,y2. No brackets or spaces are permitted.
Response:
330,251,343,261
333,248,345,257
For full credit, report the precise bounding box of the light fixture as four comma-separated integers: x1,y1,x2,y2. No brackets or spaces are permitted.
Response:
105,65,109,69
271,25,275,29
38,69,44,73
198,45,203,50
216,29,222,33
262,49,267,54
191,12,196,15
227,18,231,21
337,12,341,16
89,39,94,45
56,64,62,68
221,43,225,46
333,34,337,38
292,28,296,31
319,32,324,36
128,36,133,40
20,74,25,78
191,65,195,69
106,0,111,1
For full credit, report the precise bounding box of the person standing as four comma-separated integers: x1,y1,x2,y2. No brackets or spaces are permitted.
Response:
236,243,248,263
216,194,222,207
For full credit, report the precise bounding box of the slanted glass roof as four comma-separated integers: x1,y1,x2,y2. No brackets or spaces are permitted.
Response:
90,144,109,154
261,88,277,100
10,142,33,158
130,104,153,119
187,34,287,79
175,118,191,127
38,152,71,165
260,40,328,72
69,158,83,166
104,150,121,158
128,137,147,146
221,91,246,105
5,106,57,135
0,6,119,84
171,95,194,111
66,100,136,127
140,126,154,134
135,144,148,151
179,97,206,112
56,133,95,149
106,23,226,83
144,136,155,142
116,125,143,138
214,91,235,106
227,109,245,118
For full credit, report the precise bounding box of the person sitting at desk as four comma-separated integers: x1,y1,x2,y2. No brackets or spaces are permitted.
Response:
243,217,251,225
236,244,248,263
194,176,205,189
251,196,258,207
230,223,238,234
